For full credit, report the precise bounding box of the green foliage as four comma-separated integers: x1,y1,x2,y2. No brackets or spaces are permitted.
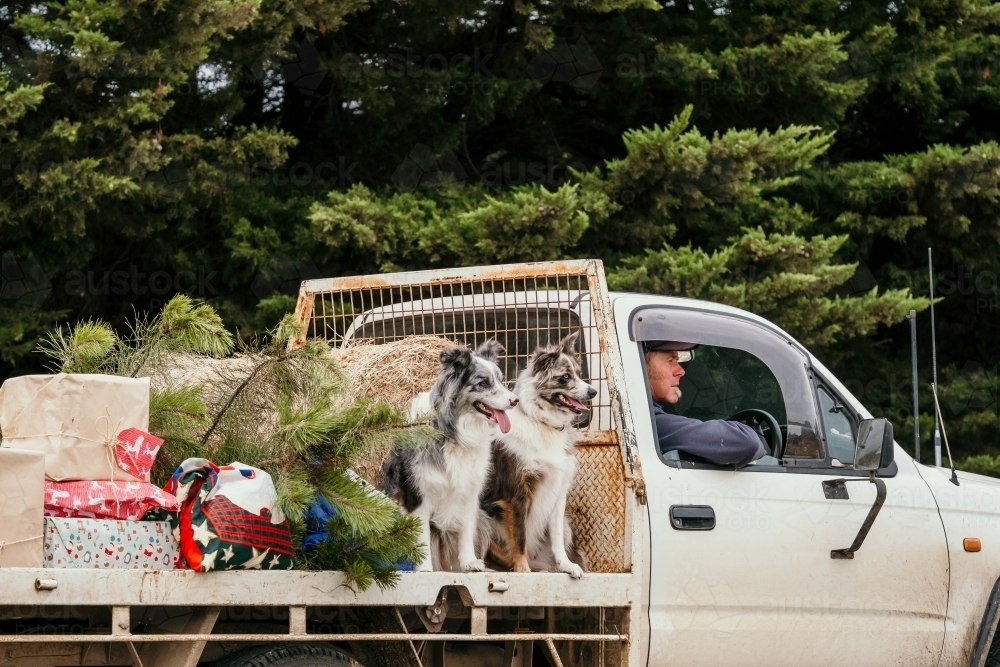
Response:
5,0,1000,457
957,455,1000,479
40,295,234,377
185,314,428,589
608,229,929,348
299,506,424,591
578,106,835,251
148,385,211,484
39,321,118,374
309,182,591,270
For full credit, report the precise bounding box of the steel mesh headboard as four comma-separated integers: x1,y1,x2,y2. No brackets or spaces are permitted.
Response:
290,260,620,437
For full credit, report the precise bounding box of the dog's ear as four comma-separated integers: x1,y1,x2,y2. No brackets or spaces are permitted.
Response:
530,349,561,375
440,347,472,374
560,331,581,359
474,339,505,365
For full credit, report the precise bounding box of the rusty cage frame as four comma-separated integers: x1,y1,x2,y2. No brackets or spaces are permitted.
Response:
290,259,645,572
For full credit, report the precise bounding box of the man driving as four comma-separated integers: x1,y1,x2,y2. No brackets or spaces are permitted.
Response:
645,341,766,467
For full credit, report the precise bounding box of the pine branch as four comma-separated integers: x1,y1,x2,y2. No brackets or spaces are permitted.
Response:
126,296,234,377
316,467,398,535
201,353,284,446
39,320,116,373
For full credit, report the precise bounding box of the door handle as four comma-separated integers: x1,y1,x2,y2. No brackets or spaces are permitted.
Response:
670,505,716,530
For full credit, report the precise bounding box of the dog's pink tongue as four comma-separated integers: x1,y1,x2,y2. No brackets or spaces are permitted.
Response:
489,407,511,434
564,396,590,412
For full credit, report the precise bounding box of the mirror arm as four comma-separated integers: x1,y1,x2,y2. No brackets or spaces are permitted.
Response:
830,472,887,560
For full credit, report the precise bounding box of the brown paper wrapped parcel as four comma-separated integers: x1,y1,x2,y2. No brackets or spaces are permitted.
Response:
0,448,45,567
0,374,149,482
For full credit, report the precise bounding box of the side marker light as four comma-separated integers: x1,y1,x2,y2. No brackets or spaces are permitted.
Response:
964,538,982,552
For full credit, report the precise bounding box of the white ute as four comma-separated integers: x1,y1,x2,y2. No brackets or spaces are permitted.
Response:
2,259,1000,667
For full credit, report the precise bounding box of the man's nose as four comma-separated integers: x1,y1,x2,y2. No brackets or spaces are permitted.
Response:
675,364,685,377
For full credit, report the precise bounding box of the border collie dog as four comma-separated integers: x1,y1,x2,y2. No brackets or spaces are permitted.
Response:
481,332,594,578
382,340,518,572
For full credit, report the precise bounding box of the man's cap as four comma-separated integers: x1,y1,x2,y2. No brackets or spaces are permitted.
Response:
644,340,697,352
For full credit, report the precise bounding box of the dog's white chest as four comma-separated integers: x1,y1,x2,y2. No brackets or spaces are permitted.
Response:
419,416,494,532
504,411,577,544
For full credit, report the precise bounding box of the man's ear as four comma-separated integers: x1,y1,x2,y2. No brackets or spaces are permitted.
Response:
474,338,505,365
560,331,580,358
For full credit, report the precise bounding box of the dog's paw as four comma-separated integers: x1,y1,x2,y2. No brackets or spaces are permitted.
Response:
461,559,487,572
512,556,531,573
559,562,583,579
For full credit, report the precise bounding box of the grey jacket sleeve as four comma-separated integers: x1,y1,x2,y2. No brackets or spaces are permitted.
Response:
653,404,766,467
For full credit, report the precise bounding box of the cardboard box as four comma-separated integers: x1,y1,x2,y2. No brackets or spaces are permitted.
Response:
0,448,45,567
0,373,149,482
43,518,179,570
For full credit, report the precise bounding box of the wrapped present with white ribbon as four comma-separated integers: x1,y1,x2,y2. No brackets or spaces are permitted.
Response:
0,448,45,568
43,518,179,570
0,373,149,482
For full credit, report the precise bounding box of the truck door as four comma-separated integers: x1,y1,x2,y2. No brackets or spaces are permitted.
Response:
620,302,950,667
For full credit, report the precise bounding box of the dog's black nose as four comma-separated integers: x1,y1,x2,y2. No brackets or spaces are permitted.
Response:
509,397,519,407
587,387,597,398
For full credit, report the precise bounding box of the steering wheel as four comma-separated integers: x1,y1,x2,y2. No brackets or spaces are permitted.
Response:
727,409,782,458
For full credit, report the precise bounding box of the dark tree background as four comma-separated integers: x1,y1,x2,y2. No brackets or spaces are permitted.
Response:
2,0,999,464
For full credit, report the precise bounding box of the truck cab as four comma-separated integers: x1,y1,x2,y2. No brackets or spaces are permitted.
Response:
612,292,1000,667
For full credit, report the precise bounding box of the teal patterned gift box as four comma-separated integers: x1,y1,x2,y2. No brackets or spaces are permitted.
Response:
43,518,180,569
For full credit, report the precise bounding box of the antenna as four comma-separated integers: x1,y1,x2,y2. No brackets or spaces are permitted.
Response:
928,248,959,486
910,310,919,463
929,248,941,468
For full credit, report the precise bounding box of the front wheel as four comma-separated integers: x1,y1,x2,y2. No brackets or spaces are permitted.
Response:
212,645,355,667
987,636,1000,667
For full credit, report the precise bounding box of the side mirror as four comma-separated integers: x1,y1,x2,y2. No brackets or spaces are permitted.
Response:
854,418,894,471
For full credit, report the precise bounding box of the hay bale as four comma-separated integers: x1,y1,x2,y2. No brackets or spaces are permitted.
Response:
333,335,452,409
154,354,258,392
332,335,453,485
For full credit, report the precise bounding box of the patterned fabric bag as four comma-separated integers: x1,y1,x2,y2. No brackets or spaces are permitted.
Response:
166,459,294,572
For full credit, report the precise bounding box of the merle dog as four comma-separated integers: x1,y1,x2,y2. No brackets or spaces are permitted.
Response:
481,332,594,578
382,339,518,572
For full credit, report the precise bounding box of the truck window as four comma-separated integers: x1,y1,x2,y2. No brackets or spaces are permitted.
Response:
660,345,787,427
631,307,827,465
816,385,857,464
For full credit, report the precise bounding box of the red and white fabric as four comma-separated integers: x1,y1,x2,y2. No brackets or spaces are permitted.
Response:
44,480,178,521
